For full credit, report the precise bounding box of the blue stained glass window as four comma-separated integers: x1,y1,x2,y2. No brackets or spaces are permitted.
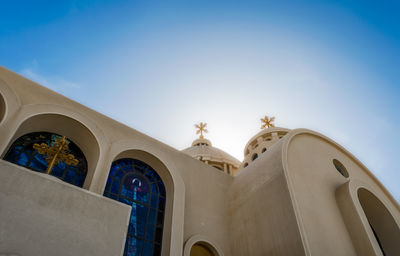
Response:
103,158,166,256
3,132,88,187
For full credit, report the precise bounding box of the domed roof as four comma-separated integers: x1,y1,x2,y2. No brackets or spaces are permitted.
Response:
241,126,291,169
244,126,291,152
182,138,241,168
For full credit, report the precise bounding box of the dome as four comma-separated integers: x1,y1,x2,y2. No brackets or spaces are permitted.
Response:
241,127,291,168
182,138,241,175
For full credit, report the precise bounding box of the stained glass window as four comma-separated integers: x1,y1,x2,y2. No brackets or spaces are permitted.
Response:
104,158,166,256
3,132,88,187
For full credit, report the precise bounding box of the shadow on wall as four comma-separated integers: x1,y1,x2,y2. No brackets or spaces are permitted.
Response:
1,113,100,189
358,188,400,255
0,92,5,124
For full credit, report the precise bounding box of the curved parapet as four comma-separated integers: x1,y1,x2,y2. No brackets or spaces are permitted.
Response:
229,128,399,256
281,129,400,256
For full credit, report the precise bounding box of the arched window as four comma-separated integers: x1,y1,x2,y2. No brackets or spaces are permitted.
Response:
104,158,166,256
3,132,87,187
252,153,258,161
261,148,267,153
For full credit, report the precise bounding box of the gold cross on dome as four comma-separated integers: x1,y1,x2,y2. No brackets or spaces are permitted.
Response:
33,135,79,175
260,116,275,129
195,122,208,139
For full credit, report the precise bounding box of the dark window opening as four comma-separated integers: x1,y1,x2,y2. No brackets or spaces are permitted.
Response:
332,159,349,178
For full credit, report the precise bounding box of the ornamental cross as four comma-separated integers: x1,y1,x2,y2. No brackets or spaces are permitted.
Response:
195,122,208,139
260,116,275,129
33,135,79,175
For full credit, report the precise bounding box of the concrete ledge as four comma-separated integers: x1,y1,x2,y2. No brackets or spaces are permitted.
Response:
0,160,130,256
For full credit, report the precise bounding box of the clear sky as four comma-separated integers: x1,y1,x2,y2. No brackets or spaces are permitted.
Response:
1,0,399,201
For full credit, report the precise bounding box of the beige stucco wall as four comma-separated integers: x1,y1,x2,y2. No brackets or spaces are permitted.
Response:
229,138,305,256
0,66,234,255
1,65,399,256
283,130,400,256
174,155,233,255
0,160,131,256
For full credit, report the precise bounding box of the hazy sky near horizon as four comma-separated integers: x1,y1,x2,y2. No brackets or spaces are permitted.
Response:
0,0,399,200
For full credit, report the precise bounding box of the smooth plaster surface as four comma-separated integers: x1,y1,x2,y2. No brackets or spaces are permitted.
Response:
284,131,400,256
0,160,130,256
0,66,232,255
0,66,399,256
229,139,305,256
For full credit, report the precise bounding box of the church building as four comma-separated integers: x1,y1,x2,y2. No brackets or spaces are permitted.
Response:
0,66,399,256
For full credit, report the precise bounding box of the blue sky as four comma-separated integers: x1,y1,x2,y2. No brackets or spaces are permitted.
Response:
0,0,399,200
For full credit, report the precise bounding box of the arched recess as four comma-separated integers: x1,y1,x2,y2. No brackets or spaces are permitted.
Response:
0,91,5,124
358,188,400,255
183,235,223,256
336,180,400,256
1,113,100,189
107,149,176,256
0,77,22,127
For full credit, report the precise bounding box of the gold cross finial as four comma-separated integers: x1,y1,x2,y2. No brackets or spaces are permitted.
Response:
195,122,208,139
260,116,275,129
33,135,79,175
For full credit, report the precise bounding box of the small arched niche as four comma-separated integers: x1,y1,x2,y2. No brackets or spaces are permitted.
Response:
1,113,100,189
107,149,175,256
0,91,6,124
184,235,223,256
190,242,215,256
358,188,400,255
190,241,220,256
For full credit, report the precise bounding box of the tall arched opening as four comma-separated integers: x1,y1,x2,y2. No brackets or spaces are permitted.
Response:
104,149,175,256
1,113,100,189
358,188,400,255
